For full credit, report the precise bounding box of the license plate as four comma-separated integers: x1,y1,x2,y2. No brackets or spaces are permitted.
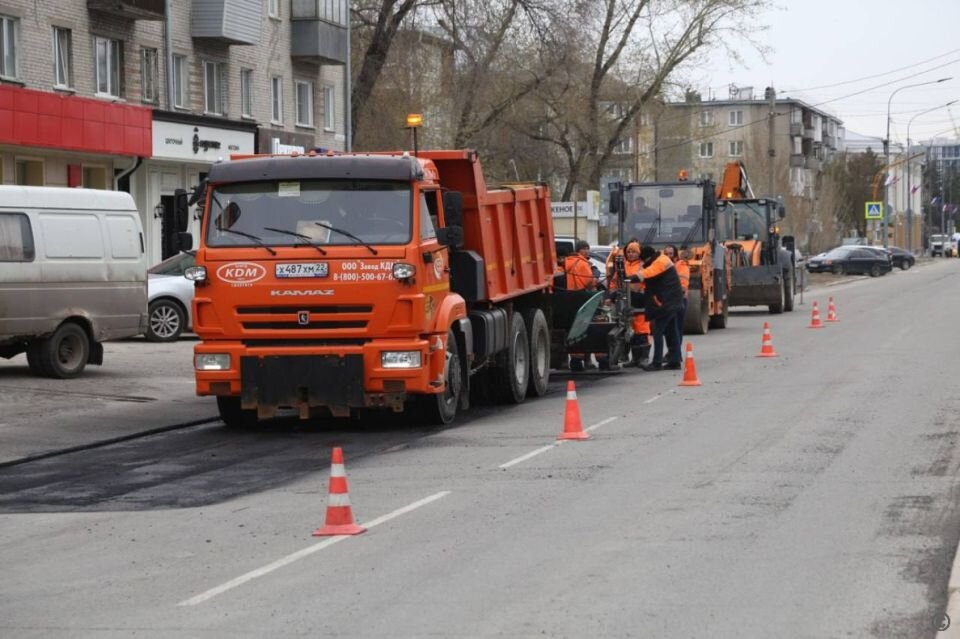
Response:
275,262,329,278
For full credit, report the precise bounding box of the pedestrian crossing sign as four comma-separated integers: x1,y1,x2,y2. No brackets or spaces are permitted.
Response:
865,201,883,220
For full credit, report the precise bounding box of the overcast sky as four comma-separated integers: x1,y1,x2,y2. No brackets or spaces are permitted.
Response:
694,0,960,145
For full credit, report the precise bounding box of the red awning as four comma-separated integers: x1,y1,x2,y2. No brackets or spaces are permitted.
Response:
0,85,152,157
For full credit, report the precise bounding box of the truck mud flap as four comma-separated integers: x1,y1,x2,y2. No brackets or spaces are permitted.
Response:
728,266,782,307
241,354,365,411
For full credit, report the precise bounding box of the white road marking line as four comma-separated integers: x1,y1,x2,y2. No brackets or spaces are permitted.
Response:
584,416,618,432
499,443,560,469
499,417,619,469
178,491,451,607
644,395,662,404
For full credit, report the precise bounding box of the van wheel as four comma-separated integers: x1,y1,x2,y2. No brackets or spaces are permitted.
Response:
32,323,90,378
418,331,461,425
147,299,185,342
523,308,550,397
497,312,529,404
217,396,258,429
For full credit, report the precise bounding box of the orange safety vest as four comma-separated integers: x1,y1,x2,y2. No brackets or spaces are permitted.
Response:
609,258,650,335
675,259,691,297
564,254,596,291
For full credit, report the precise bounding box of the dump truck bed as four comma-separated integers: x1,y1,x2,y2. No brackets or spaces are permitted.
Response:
419,151,556,304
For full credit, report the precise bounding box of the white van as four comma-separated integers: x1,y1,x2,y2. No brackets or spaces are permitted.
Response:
0,186,148,378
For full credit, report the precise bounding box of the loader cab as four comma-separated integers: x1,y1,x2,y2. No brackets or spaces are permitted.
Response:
613,179,716,248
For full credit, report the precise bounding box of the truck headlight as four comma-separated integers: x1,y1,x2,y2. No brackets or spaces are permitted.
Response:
393,263,416,280
195,353,231,370
381,351,421,368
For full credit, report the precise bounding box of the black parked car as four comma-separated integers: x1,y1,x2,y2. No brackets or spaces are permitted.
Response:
805,246,892,276
885,246,915,270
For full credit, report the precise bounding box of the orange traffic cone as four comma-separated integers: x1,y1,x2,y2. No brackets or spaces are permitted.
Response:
756,322,778,357
679,342,702,387
313,447,366,537
827,297,839,323
808,301,824,329
558,380,590,441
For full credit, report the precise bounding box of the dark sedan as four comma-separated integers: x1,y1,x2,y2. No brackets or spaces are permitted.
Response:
806,246,893,276
885,246,915,270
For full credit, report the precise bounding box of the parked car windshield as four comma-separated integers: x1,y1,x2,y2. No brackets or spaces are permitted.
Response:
148,251,196,275
205,180,412,248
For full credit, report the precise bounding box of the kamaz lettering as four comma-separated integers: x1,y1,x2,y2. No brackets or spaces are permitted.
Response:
270,290,334,296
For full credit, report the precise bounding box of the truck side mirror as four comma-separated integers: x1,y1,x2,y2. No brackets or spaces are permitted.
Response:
188,179,207,206
609,190,622,216
437,226,464,248
442,191,464,228
173,189,190,233
176,232,193,252
782,235,796,253
778,204,787,219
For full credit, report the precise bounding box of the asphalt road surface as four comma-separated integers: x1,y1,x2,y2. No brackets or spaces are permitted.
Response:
1,260,958,638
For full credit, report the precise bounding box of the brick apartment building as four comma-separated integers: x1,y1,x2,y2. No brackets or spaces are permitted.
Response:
0,0,348,265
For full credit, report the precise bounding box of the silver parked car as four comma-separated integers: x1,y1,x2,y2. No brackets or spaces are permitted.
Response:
146,251,195,342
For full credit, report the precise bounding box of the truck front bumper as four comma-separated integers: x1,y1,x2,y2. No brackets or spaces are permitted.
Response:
194,339,440,417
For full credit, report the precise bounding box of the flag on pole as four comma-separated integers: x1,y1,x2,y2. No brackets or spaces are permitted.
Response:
883,173,896,186
932,195,942,206
912,184,920,194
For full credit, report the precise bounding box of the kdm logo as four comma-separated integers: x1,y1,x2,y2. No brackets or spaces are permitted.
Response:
217,262,266,287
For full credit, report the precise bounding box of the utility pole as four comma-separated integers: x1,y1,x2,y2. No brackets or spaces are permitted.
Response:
766,86,776,197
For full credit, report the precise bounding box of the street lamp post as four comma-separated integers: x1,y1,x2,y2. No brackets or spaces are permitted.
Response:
884,77,951,247
906,99,957,252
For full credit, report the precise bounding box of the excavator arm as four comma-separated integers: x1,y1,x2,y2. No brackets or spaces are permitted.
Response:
717,161,754,200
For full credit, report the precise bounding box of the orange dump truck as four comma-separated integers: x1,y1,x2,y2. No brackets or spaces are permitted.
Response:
181,149,624,427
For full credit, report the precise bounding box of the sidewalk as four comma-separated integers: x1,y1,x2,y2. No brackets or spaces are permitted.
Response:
0,337,216,465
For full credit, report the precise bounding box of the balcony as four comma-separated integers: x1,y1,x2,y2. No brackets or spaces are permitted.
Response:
789,122,803,136
191,0,261,45
87,0,165,20
805,156,821,171
803,126,815,140
291,0,349,64
790,154,804,168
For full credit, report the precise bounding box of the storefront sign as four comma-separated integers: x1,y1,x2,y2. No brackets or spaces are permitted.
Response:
152,120,254,162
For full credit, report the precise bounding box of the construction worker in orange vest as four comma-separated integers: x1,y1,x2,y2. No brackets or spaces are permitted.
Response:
608,240,651,367
664,244,690,357
564,240,597,371
633,245,684,371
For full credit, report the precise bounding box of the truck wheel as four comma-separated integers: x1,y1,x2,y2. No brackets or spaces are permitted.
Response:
419,331,462,425
523,308,550,397
217,396,258,429
708,299,728,329
497,312,529,404
768,276,785,314
35,323,89,378
684,297,710,335
783,273,795,312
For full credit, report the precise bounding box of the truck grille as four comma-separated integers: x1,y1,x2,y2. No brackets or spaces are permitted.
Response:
236,304,373,331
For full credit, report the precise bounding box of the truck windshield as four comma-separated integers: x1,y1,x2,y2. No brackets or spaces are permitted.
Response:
623,184,705,245
717,201,769,242
205,180,412,248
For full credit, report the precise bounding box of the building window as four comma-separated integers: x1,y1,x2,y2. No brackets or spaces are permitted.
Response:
613,136,634,154
699,142,714,158
0,15,18,80
0,213,34,262
172,54,187,108
316,0,348,25
295,80,314,127
53,27,72,88
793,136,802,155
141,48,158,103
240,68,253,117
82,166,108,190
699,111,714,127
728,140,743,157
638,113,650,127
271,76,283,124
15,159,43,186
95,37,123,97
268,0,279,18
323,85,335,131
729,110,744,126
203,60,226,115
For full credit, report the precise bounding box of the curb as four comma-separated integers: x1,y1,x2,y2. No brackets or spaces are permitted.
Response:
944,547,960,637
0,417,219,470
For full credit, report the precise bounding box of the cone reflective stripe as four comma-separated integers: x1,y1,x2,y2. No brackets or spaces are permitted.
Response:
808,301,824,329
558,380,589,441
827,297,839,322
679,342,702,387
757,322,778,357
313,447,366,537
